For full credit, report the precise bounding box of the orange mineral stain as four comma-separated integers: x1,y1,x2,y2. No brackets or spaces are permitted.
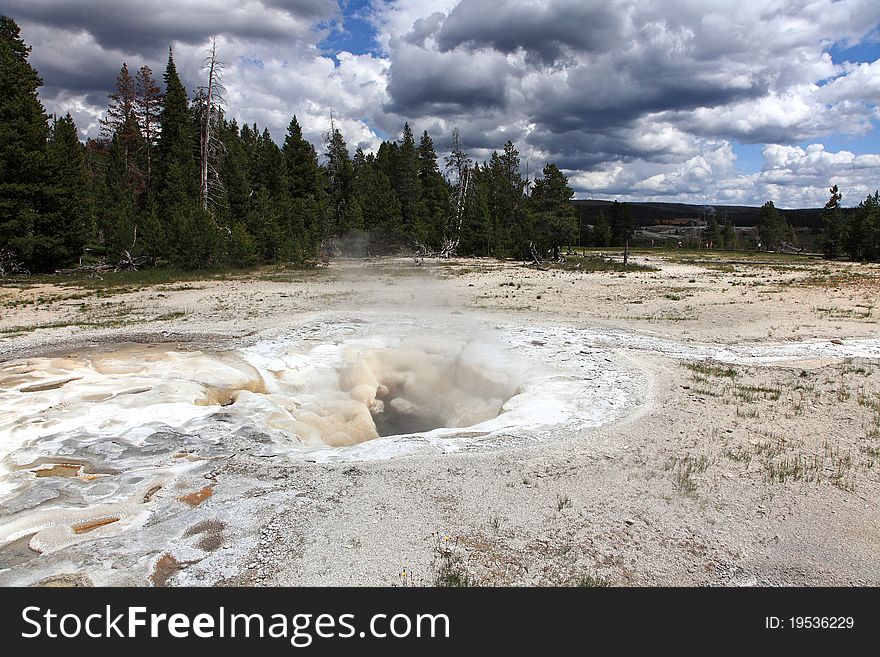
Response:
150,553,182,587
178,485,214,507
33,463,82,478
19,377,81,393
143,484,162,503
72,516,120,534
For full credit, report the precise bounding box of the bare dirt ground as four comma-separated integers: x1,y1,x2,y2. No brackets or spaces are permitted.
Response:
1,250,879,586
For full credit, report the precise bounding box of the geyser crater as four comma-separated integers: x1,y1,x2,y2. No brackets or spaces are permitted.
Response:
294,338,523,445
0,316,637,483
0,315,640,574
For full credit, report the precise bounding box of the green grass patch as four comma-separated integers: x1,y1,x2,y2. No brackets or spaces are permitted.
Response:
570,572,610,587
552,255,655,273
432,535,474,587
735,384,782,402
667,454,712,496
686,361,738,378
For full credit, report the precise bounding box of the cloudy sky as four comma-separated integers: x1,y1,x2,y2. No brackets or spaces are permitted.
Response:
7,0,880,207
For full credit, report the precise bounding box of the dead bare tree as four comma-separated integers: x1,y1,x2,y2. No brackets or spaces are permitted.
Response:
117,226,147,270
0,250,29,277
440,166,469,258
776,241,803,254
55,255,147,277
197,38,226,212
55,229,146,277
442,128,473,258
318,237,342,266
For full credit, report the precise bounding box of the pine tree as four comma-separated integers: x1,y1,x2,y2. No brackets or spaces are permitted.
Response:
246,186,281,262
227,220,258,267
757,201,793,251
376,140,398,181
250,127,285,198
275,193,307,263
0,16,58,271
156,47,206,266
283,116,322,200
49,114,91,263
722,218,737,249
98,132,139,258
94,63,152,263
157,48,197,208
284,194,323,260
394,123,422,244
608,200,633,247
324,127,362,238
417,130,448,249
93,135,136,262
101,63,145,195
460,163,492,255
354,149,401,252
135,65,162,191
820,184,846,259
849,192,880,261
218,118,250,224
486,142,526,256
136,207,165,264
705,215,722,248
593,211,611,246
529,163,577,260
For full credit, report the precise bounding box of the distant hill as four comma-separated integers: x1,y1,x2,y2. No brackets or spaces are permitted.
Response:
572,200,835,229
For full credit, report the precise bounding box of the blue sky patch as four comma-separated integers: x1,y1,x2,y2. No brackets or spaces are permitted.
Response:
321,0,379,60
829,34,880,65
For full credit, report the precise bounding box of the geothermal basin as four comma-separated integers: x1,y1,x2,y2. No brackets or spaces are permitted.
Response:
4,255,880,587
0,313,635,584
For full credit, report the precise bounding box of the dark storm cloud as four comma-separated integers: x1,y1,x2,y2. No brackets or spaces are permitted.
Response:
4,0,344,140
2,0,339,54
402,12,446,48
37,63,119,106
530,70,769,136
261,0,340,19
382,0,771,161
384,43,511,116
436,0,622,65
526,128,676,170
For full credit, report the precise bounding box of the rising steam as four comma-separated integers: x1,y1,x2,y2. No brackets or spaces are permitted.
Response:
300,337,522,445
0,334,524,456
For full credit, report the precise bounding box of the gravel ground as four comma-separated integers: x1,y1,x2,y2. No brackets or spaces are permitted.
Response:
1,253,879,586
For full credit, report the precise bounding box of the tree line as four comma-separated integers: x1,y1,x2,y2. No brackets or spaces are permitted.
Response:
748,189,879,257
0,17,578,273
818,185,880,261
3,16,879,274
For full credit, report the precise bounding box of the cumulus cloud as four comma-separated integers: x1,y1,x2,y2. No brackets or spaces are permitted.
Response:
5,0,339,53
436,0,623,64
366,0,880,204
755,143,880,206
8,0,880,205
385,42,513,116
570,142,880,207
12,0,387,148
